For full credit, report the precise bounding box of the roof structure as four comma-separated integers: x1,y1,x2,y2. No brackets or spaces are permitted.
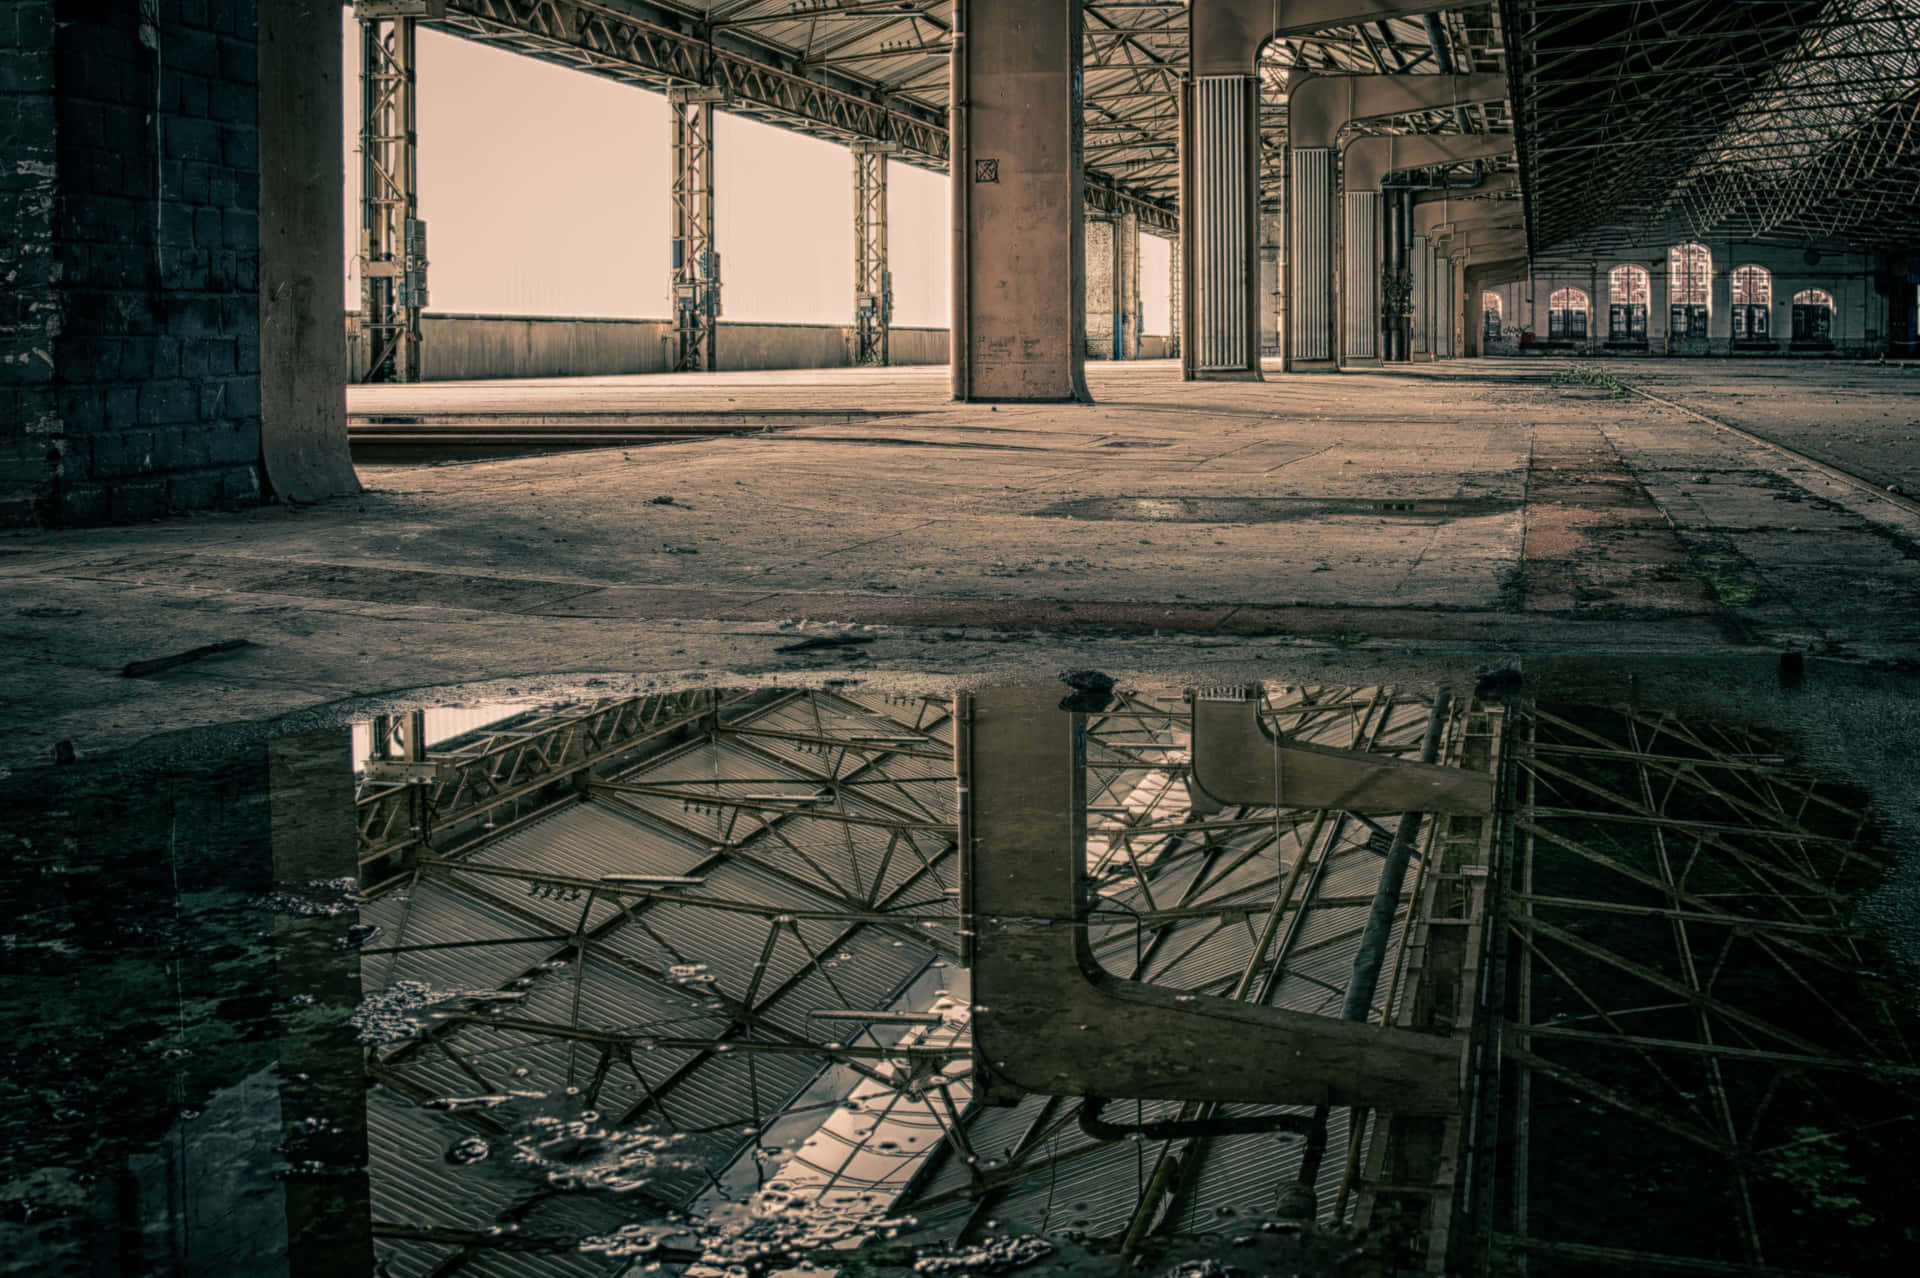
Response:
424,2,1513,232
1507,0,1920,249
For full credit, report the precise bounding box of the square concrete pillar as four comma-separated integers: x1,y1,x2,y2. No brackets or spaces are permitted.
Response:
951,0,1088,401
1086,216,1118,357
1086,212,1145,359
0,0,355,528
1260,206,1283,355
1710,255,1733,355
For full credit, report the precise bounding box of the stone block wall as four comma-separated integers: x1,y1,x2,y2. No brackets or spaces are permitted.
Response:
0,0,61,526
1,0,264,528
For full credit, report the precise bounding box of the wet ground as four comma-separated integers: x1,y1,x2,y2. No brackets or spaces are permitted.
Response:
1,659,1917,1276
4,358,1920,1274
6,359,1920,777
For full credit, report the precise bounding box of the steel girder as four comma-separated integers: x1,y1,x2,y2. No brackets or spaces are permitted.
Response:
1503,0,1920,248
669,88,721,371
357,7,426,383
853,142,893,366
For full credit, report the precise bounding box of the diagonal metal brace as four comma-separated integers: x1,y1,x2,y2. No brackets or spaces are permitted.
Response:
959,684,1461,1116
1187,686,1494,815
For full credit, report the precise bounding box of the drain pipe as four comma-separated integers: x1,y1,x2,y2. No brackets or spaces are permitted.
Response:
1424,14,1473,133
1286,691,1450,1213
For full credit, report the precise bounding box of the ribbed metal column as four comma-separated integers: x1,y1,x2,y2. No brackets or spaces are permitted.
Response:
1437,259,1455,358
1343,191,1381,363
1288,148,1333,363
1411,234,1430,359
1192,75,1251,371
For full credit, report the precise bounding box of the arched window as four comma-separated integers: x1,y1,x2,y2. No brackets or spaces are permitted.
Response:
1482,291,1503,341
1549,287,1590,340
1792,288,1835,344
1732,265,1772,340
1669,243,1712,338
1608,265,1649,341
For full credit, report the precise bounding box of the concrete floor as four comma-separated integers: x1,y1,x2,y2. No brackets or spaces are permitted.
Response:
6,357,1920,772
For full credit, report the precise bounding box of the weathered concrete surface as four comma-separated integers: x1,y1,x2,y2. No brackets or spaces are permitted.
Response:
3,359,1919,771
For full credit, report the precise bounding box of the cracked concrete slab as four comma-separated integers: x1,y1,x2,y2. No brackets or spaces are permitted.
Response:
4,359,1917,770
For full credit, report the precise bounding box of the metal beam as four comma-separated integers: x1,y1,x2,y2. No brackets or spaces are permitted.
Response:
356,3,429,382
852,141,894,366
669,86,720,372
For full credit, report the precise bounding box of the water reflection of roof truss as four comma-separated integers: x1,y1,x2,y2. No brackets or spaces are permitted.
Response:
356,684,1445,1273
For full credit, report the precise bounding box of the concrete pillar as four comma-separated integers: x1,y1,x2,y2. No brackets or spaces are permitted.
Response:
268,730,375,1277
1710,251,1732,354
260,0,359,504
951,0,1088,401
1085,216,1116,358
1411,234,1431,360
1259,206,1282,355
1650,260,1670,353
1088,212,1143,359
1,0,283,528
1121,210,1143,359
1169,238,1182,357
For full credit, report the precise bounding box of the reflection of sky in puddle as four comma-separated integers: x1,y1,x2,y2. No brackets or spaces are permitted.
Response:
4,668,1918,1277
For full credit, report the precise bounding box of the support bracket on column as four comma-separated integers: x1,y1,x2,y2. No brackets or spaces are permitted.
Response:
960,684,1465,1117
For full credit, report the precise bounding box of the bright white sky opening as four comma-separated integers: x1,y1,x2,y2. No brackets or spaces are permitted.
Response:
340,14,1171,334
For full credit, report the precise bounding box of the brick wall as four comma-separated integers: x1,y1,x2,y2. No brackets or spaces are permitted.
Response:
0,1,60,526
0,0,263,528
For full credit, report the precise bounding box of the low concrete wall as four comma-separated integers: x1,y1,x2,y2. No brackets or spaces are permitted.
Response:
347,314,953,381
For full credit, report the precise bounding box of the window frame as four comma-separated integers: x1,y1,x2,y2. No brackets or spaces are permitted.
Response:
1607,266,1650,343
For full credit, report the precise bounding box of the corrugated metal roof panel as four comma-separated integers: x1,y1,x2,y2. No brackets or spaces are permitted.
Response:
361,879,559,995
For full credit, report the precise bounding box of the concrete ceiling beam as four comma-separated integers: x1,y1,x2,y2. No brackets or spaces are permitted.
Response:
1343,132,1513,194
1290,72,1510,150
1192,0,1459,76
962,683,1463,1115
1414,170,1519,204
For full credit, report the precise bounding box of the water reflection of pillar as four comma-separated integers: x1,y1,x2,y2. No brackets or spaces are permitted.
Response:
270,730,375,1278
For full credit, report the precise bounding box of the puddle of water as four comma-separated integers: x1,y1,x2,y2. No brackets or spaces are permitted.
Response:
1034,495,1518,523
2,664,1915,1276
